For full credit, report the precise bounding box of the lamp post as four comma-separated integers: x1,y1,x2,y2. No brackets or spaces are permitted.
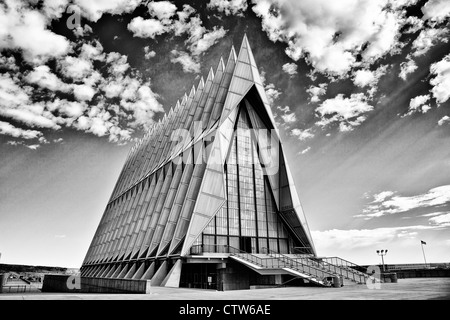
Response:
376,249,388,272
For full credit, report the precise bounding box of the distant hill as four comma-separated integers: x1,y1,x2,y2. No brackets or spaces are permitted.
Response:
0,263,69,274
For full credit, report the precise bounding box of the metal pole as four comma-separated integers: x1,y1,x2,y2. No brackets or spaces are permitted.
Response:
421,243,427,268
381,255,385,272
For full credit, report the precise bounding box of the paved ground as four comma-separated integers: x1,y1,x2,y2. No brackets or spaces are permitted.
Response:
1,278,449,300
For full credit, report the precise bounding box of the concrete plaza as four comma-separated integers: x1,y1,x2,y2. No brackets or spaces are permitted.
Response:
0,278,449,300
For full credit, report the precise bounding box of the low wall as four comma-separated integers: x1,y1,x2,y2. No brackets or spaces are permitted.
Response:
395,269,450,279
42,275,151,294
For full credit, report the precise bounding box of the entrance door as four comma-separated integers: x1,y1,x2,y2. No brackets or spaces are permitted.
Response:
240,237,252,253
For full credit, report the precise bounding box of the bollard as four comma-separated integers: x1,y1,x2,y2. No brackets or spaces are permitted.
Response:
390,273,398,283
333,276,341,288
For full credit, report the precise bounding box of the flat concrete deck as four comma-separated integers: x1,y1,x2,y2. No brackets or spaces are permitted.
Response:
1,278,449,300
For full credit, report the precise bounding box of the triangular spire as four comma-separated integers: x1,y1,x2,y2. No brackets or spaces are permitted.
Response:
242,33,258,68
217,56,225,73
189,85,195,98
228,45,237,64
197,77,204,91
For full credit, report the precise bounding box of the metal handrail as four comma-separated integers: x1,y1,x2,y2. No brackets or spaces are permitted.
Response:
262,248,334,283
189,244,368,285
319,257,369,283
320,257,367,273
189,245,285,269
307,257,368,284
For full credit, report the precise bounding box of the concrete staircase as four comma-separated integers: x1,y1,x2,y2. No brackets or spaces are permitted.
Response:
229,249,370,287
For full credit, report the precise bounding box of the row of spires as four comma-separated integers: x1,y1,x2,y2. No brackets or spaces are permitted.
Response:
108,40,243,203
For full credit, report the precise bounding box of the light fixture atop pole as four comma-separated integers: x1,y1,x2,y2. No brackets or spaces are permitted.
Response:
376,249,388,272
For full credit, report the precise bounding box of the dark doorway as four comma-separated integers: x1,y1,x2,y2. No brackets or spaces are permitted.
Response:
180,263,217,290
240,237,252,253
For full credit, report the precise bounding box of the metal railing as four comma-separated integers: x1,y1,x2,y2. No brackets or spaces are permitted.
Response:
262,249,334,285
189,244,369,285
190,244,329,280
302,257,369,284
1,285,41,293
190,244,287,269
190,244,232,255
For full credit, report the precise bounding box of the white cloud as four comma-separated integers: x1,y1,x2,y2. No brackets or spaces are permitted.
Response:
25,65,71,92
207,0,248,16
127,17,168,39
144,46,156,59
47,99,86,119
353,66,387,89
399,57,418,80
353,70,377,88
170,50,201,73
429,54,450,104
188,26,227,56
251,0,410,77
429,212,450,227
316,93,373,131
282,62,298,77
119,82,164,129
397,231,418,239
59,56,94,81
128,4,226,72
0,74,61,130
41,0,71,20
411,28,449,57
359,185,450,219
0,105,60,130
422,211,449,217
73,84,96,101
79,41,105,61
299,146,311,155
0,120,42,140
147,1,177,21
26,144,40,150
101,79,124,99
277,106,290,113
422,0,450,23
277,106,297,124
281,112,297,124
1,6,164,145
312,225,437,250
74,0,142,22
406,94,431,115
127,4,227,55
373,191,395,203
404,16,424,34
106,52,130,77
438,116,450,126
291,128,314,141
0,73,31,108
0,0,71,64
264,83,281,105
307,84,327,103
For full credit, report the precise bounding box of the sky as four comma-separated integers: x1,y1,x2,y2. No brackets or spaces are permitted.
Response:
0,0,449,269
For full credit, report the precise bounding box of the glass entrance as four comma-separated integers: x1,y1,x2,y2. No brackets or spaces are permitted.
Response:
240,237,252,253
